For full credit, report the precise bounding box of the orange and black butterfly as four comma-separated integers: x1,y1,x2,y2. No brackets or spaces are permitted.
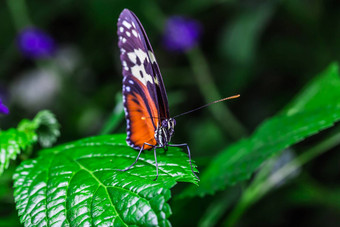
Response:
117,9,197,180
117,9,238,180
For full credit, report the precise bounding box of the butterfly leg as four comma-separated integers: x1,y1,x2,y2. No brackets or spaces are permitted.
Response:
168,143,200,180
153,146,159,181
117,142,153,172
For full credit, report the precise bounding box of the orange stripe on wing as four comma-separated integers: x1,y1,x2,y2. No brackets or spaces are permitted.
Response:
126,82,159,149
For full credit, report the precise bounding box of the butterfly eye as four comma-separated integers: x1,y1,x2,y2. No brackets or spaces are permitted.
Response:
161,120,168,128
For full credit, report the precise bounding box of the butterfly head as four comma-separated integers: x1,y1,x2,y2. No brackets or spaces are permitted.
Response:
155,118,176,147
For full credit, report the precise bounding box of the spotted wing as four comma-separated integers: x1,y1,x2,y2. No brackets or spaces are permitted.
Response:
118,9,167,149
128,10,170,119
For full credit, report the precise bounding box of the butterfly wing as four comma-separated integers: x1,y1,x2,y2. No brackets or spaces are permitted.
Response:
117,9,169,149
128,10,170,119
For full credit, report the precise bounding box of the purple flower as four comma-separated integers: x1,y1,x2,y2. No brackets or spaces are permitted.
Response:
163,16,201,52
0,99,9,115
17,27,56,59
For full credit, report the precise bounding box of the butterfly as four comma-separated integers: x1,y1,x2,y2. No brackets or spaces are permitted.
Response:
117,9,239,180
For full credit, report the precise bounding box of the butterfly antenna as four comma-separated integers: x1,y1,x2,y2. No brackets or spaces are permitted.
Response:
173,94,240,118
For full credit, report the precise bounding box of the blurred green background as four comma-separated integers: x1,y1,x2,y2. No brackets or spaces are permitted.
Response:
1,0,340,226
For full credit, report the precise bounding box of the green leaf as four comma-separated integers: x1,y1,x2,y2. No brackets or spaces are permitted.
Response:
181,63,340,197
219,2,275,64
13,134,198,226
283,63,340,114
32,110,60,147
0,129,36,176
0,110,59,176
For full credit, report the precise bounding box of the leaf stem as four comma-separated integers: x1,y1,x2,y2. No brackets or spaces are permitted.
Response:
100,93,125,134
223,129,340,226
198,187,241,227
6,0,32,29
186,48,247,139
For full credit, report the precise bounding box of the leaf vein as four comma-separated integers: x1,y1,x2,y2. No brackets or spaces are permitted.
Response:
72,159,128,227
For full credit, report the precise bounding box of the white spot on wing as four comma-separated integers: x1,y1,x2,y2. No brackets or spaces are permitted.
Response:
123,60,129,71
122,20,132,29
154,76,159,85
147,51,159,85
122,38,127,43
119,27,124,33
132,22,136,28
126,86,131,92
126,31,131,37
132,30,138,38
128,48,153,86
127,52,137,64
129,80,134,84
148,51,156,63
